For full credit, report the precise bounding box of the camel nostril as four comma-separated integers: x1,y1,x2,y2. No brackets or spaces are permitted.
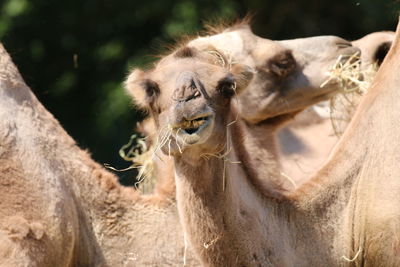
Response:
340,47,361,61
337,42,352,48
180,90,201,102
334,37,352,49
174,71,204,102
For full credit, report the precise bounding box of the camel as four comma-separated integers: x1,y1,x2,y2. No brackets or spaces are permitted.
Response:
137,29,391,198
278,31,395,185
126,19,400,266
0,26,356,266
134,23,360,197
0,43,201,266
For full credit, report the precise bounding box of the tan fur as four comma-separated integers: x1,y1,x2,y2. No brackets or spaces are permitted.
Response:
0,43,199,266
130,20,400,266
278,31,395,186
131,24,359,198
1,24,327,266
0,25,379,266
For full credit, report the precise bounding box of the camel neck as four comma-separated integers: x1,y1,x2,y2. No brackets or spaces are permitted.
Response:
172,109,346,265
174,150,264,265
231,114,295,198
172,112,292,265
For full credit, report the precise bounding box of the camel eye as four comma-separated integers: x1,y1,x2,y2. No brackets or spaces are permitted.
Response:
217,74,236,98
268,50,296,78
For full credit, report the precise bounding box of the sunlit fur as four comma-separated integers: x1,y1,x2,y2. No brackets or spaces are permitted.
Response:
279,31,395,186
0,44,200,266
129,22,400,266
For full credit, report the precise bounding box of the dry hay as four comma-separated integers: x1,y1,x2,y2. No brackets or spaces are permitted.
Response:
118,134,156,193
320,52,378,136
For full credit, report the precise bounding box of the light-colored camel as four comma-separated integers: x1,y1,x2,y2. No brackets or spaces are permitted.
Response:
0,27,356,266
143,30,393,198
135,23,359,198
278,31,395,186
127,20,400,266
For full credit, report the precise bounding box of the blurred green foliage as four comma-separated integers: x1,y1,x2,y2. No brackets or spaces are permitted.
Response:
1,0,399,185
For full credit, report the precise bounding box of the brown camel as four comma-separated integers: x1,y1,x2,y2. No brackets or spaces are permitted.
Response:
127,20,400,266
278,31,395,186
0,43,201,266
0,26,355,266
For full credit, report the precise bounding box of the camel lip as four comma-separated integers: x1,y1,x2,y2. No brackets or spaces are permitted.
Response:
177,115,211,134
171,112,213,132
173,114,214,145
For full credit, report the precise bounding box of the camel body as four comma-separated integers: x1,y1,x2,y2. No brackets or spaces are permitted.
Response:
0,44,199,267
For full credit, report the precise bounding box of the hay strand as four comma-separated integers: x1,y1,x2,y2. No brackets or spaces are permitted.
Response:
321,52,377,136
113,134,155,192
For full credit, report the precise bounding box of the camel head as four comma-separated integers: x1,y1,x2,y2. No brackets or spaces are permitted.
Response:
125,46,253,156
235,31,361,123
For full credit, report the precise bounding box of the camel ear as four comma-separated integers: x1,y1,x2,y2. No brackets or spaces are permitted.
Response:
124,69,160,110
230,64,255,94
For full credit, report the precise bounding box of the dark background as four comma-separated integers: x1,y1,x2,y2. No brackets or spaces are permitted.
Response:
1,0,399,185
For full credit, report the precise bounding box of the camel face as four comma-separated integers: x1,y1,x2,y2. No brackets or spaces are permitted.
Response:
237,34,360,123
126,47,253,156
164,64,225,153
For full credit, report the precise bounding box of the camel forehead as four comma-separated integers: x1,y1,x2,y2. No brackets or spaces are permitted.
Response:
352,31,394,51
355,31,394,42
150,59,229,104
276,35,348,65
278,35,344,51
153,59,227,83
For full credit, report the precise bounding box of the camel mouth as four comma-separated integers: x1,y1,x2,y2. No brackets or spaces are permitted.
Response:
173,114,214,145
177,115,211,135
320,50,363,90
181,116,210,134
